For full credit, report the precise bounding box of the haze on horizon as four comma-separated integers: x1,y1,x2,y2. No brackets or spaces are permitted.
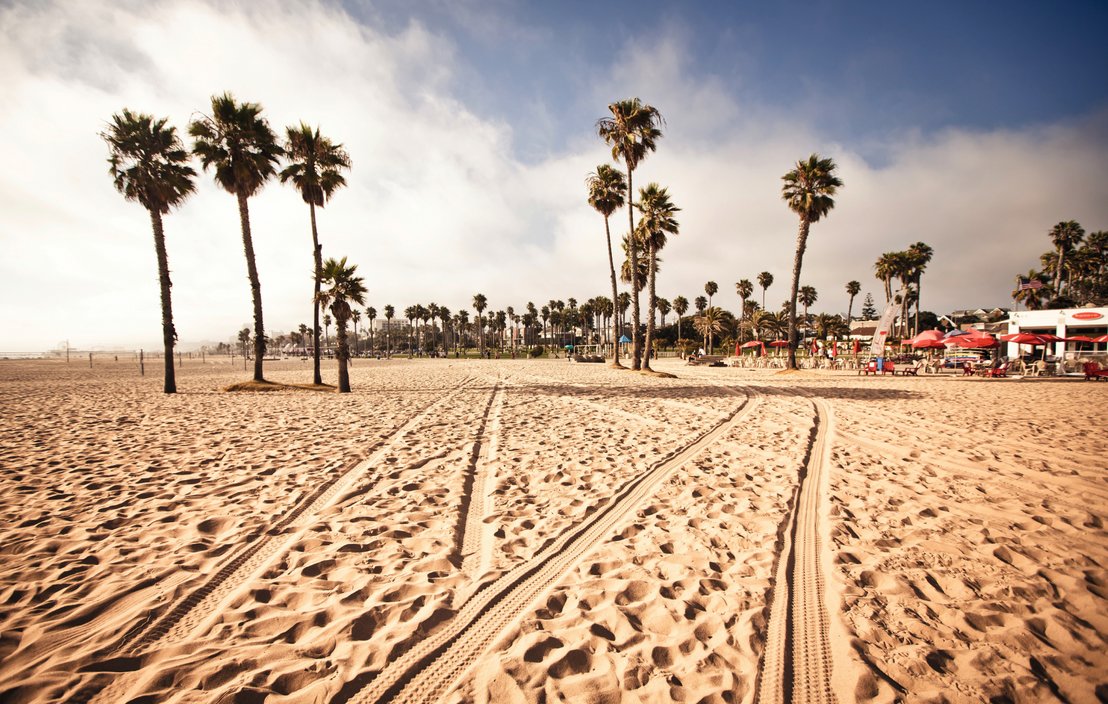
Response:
1,0,1106,353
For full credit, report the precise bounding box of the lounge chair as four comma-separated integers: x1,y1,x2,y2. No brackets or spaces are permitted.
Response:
985,362,1009,378
1083,362,1108,381
901,360,924,376
1027,360,1046,377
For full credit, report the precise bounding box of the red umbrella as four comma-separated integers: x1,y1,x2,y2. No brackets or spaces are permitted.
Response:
1064,335,1094,343
1036,333,1063,342
912,329,946,343
740,340,762,348
1095,335,1108,343
948,334,998,348
913,339,948,349
1000,333,1046,344
769,340,790,347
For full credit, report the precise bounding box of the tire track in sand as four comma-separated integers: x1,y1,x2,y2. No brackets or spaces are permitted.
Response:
456,379,504,584
756,396,838,704
342,387,761,704
69,378,477,704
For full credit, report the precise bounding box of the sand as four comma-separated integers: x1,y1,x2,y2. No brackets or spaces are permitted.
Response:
0,356,1104,703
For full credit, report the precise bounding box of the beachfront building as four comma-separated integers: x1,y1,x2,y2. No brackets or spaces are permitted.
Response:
1006,307,1108,363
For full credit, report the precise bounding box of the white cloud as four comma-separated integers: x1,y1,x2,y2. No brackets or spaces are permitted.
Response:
0,1,1105,352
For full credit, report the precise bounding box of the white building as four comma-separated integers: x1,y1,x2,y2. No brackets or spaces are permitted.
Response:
1006,307,1108,361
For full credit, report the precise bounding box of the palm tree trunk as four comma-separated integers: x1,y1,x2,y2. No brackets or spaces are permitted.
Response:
309,202,323,385
336,316,351,392
787,217,810,370
1055,249,1065,294
914,274,922,336
847,294,855,324
149,209,176,394
604,215,623,367
237,192,265,382
627,168,642,370
643,242,657,371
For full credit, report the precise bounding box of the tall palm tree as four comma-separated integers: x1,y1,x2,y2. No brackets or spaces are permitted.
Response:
366,307,377,353
586,164,628,367
906,242,933,336
695,296,707,314
279,123,351,385
781,154,843,369
673,295,689,342
428,302,440,353
757,271,774,310
635,184,680,371
845,280,861,323
404,305,417,354
1048,221,1084,294
189,93,282,382
298,323,310,355
799,285,818,319
101,109,196,394
384,305,394,357
704,281,718,308
323,314,332,347
620,234,653,289
597,98,663,370
472,294,488,354
736,279,754,330
874,252,898,303
351,308,361,355
317,257,366,392
694,307,724,354
657,297,671,326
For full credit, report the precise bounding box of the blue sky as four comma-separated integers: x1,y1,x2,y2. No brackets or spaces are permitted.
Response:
0,0,1106,352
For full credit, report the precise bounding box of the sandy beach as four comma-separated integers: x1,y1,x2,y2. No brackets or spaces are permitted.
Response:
0,357,1104,703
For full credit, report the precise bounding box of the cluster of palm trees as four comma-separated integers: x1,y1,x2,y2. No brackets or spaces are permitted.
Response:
589,98,676,373
872,242,933,338
102,93,367,393
1012,221,1106,309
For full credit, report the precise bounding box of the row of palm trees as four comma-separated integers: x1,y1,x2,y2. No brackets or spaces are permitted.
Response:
103,93,366,392
1012,221,1106,309
872,242,934,338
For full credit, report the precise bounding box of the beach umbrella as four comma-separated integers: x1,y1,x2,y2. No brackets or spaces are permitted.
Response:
1063,335,1094,343
1096,335,1108,343
943,329,970,338
1000,333,1046,344
912,329,945,343
564,344,574,350
618,335,631,343
852,339,861,355
740,340,763,348
948,334,998,349
913,338,948,349
768,340,790,347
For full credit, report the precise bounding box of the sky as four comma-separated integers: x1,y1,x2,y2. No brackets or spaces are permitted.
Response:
1,0,1106,353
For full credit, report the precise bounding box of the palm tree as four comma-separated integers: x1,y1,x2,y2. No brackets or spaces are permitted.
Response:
620,234,653,290
279,123,351,385
101,109,196,394
757,271,774,310
417,305,431,353
906,242,933,336
673,295,689,342
781,154,843,369
735,279,753,330
428,302,440,353
323,314,332,348
298,323,311,355
439,305,452,351
635,184,680,370
317,257,366,392
657,297,671,326
472,293,488,354
351,308,361,355
383,305,394,357
189,93,282,382
366,307,377,352
597,98,664,370
586,164,628,367
874,252,898,303
799,285,818,319
695,295,707,314
694,306,724,354
845,280,861,323
1048,221,1085,294
704,281,718,308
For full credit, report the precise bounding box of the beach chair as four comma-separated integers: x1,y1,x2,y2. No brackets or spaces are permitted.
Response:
859,360,878,375
1083,362,1108,381
901,360,924,376
1027,360,1046,377
882,360,894,375
986,362,1009,378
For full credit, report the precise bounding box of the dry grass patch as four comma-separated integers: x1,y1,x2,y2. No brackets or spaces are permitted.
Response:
223,380,336,393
